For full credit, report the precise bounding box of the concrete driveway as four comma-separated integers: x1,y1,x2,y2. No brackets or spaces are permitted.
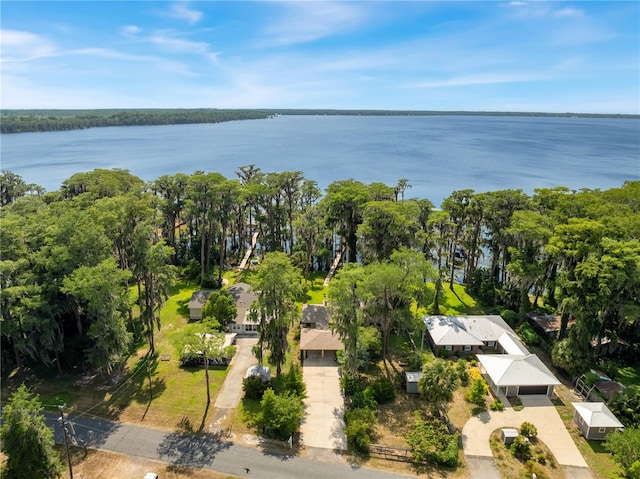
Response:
462,395,591,478
214,337,258,409
301,356,347,451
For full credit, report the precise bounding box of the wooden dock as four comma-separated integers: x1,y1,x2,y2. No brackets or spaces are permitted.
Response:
323,244,346,287
238,231,260,277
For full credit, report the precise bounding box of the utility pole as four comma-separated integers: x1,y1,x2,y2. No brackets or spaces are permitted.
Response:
58,405,74,479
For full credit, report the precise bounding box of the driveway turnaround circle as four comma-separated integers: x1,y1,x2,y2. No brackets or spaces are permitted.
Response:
462,395,591,478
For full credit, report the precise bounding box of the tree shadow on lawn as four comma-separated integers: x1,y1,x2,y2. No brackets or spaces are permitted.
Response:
177,297,191,319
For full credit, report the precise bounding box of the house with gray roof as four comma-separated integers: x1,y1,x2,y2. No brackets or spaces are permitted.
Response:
299,302,344,362
301,303,330,329
424,314,562,397
226,282,259,335
188,290,213,320
423,315,520,356
572,402,624,440
476,353,561,397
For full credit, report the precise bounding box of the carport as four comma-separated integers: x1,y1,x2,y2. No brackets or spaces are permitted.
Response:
299,328,343,363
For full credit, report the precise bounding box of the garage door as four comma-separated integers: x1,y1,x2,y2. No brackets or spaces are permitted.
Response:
518,385,548,395
305,350,323,359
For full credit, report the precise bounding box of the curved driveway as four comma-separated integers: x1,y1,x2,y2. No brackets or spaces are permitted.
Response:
462,395,591,478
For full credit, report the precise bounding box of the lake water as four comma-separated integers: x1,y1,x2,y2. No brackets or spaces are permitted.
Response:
2,115,639,206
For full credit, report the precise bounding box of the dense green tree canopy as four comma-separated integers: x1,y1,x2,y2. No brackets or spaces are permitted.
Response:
1,168,637,384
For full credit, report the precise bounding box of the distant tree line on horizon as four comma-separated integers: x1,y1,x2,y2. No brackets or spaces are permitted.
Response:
2,108,637,134
1,167,638,386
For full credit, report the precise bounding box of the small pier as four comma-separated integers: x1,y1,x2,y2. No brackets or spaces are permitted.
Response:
323,244,346,287
238,231,260,277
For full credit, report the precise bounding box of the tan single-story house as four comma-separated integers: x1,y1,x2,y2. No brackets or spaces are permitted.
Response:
300,328,343,362
572,402,624,440
188,290,213,320
477,353,561,397
226,282,259,335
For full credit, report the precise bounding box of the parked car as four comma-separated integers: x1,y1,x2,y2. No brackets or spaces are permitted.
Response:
143,473,159,479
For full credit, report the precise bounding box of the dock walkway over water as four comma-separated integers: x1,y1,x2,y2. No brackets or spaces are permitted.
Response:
238,231,260,278
323,244,346,287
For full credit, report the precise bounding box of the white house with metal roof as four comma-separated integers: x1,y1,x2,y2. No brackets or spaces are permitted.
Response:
423,315,562,397
476,353,561,397
423,315,524,356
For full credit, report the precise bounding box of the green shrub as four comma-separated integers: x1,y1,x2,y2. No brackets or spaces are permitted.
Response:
524,460,549,479
490,399,504,411
501,309,518,327
465,378,488,405
407,413,459,467
456,361,470,386
516,322,541,346
344,408,377,452
598,359,621,381
272,364,306,398
510,435,532,460
406,351,425,371
520,421,538,440
258,389,304,440
243,375,270,400
369,377,396,404
352,387,378,410
340,373,360,397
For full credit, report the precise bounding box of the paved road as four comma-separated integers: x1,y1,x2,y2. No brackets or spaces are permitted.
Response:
46,414,415,479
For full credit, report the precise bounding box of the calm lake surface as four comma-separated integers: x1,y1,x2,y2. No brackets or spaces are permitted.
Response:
2,115,639,206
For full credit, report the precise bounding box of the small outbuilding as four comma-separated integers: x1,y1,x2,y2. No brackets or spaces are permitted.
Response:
406,372,423,394
188,290,213,320
245,365,271,382
572,402,624,440
501,428,519,445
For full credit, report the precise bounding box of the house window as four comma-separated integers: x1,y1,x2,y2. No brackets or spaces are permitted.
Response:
487,341,495,347
444,345,453,351
463,345,472,352
599,427,607,433
578,416,584,425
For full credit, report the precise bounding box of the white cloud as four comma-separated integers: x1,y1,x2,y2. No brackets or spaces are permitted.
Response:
264,2,366,46
1,30,56,62
408,72,548,88
554,7,583,18
120,25,142,37
167,2,203,25
148,33,220,63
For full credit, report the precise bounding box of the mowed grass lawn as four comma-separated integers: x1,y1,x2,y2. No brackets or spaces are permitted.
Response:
2,278,230,432
107,278,230,430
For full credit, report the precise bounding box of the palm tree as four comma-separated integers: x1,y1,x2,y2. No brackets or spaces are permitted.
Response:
418,358,458,416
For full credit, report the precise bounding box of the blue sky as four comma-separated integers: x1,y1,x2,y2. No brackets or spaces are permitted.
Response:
2,1,639,113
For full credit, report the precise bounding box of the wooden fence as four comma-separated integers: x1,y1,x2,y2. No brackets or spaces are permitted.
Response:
369,444,414,463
